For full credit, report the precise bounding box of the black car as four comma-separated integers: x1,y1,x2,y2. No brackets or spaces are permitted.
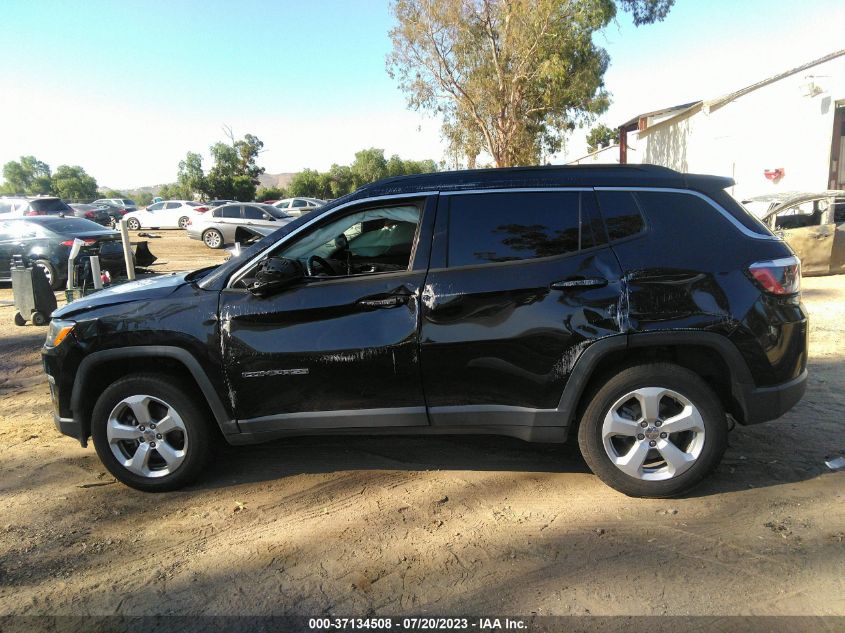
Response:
0,216,127,289
69,203,112,227
42,165,808,497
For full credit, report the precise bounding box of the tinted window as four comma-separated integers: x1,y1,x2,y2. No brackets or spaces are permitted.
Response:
122,199,136,206
596,191,645,241
834,199,845,224
292,199,308,208
30,198,71,213
165,202,180,209
243,206,264,220
147,203,164,211
276,200,290,209
35,218,106,234
447,192,586,267
221,206,240,219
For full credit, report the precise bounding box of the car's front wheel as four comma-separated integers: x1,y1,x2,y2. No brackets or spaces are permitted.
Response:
91,374,212,492
202,228,224,249
577,363,727,498
126,217,141,230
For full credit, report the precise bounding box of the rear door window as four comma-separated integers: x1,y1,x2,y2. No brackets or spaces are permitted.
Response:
596,191,645,241
165,202,180,210
446,191,590,267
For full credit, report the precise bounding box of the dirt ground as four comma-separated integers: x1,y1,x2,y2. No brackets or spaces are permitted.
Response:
0,230,843,620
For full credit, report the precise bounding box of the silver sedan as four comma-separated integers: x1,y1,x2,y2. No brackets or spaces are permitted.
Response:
187,203,294,249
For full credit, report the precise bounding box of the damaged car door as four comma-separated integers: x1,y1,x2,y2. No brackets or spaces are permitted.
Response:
768,198,834,275
218,196,437,431
419,190,624,431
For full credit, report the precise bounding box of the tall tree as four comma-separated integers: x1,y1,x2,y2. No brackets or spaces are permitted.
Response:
388,0,673,167
176,151,206,200
51,165,98,201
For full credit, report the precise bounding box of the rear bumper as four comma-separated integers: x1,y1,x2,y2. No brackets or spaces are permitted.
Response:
735,369,808,425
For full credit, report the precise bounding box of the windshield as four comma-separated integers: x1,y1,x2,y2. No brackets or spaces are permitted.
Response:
30,198,71,213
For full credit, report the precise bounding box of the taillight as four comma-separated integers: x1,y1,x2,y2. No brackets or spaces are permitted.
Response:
25,210,41,216
195,206,208,213
748,256,801,295
85,211,95,218
61,239,97,247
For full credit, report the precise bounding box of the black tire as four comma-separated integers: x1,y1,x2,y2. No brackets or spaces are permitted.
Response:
91,374,212,492
577,363,728,498
178,216,190,229
31,311,48,326
202,228,224,249
33,259,60,290
14,312,26,326
126,218,141,230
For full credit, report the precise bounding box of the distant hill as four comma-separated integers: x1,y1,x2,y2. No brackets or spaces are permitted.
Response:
115,172,296,197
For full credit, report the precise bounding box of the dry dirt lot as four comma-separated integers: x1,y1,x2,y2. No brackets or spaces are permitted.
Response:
0,231,843,623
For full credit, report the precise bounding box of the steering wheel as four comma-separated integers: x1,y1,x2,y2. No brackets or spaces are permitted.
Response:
306,255,336,276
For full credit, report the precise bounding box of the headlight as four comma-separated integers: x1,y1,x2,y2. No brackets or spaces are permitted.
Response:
45,319,76,348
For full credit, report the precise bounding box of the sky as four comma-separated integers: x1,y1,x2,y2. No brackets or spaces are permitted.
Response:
0,0,843,190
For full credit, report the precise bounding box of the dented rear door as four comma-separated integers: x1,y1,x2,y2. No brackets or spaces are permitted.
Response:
419,190,624,422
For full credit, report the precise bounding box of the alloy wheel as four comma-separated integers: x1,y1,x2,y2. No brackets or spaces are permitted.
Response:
601,387,706,481
106,394,188,478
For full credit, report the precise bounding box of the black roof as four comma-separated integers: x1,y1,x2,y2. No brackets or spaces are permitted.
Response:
342,164,734,203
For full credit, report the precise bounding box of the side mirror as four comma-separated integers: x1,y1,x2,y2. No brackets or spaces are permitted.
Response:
248,256,304,297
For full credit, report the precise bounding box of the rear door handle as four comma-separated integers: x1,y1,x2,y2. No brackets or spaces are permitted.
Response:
550,277,608,290
358,294,410,308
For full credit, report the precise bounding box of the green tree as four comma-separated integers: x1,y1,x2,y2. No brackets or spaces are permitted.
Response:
255,186,287,202
387,0,673,167
2,156,53,194
287,169,326,198
176,151,206,200
51,165,98,201
133,191,154,206
350,148,388,188
586,123,620,153
204,133,265,200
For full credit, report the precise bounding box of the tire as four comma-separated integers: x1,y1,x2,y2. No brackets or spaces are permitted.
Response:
33,259,60,290
178,216,190,229
202,228,224,249
14,312,26,326
31,311,48,326
126,218,141,230
577,363,728,498
91,374,212,492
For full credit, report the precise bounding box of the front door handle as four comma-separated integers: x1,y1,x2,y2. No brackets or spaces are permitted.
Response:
550,277,608,290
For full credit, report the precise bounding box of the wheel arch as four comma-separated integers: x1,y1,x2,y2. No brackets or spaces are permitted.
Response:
71,346,237,445
559,332,756,427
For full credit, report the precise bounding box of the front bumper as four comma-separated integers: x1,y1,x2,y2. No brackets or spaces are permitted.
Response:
735,369,808,425
53,413,85,446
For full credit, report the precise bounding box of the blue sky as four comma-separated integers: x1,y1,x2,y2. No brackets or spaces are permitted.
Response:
0,0,843,188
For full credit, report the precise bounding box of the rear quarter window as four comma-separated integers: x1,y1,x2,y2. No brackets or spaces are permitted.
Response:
595,191,645,241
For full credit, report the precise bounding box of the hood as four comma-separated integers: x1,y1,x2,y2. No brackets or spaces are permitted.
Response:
53,272,191,318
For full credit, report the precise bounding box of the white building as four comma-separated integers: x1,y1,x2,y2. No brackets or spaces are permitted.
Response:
618,50,845,201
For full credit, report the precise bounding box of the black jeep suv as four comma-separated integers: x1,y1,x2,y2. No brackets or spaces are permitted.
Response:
42,165,808,497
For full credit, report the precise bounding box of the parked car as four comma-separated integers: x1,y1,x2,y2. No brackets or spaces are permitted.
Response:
272,197,325,217
123,200,207,229
187,203,294,249
92,198,138,225
69,203,112,226
756,191,845,276
0,216,128,289
42,165,807,496
0,196,73,217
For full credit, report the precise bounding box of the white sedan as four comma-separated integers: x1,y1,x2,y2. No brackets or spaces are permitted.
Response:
123,200,209,230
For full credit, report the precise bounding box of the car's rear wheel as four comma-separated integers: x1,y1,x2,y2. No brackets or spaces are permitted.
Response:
577,363,727,498
178,216,190,229
202,228,224,249
126,218,141,230
91,374,212,492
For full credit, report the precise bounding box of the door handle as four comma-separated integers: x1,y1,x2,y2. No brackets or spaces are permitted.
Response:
550,277,608,290
358,294,409,308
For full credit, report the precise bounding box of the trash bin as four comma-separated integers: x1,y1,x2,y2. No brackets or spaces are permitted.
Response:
11,256,57,326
